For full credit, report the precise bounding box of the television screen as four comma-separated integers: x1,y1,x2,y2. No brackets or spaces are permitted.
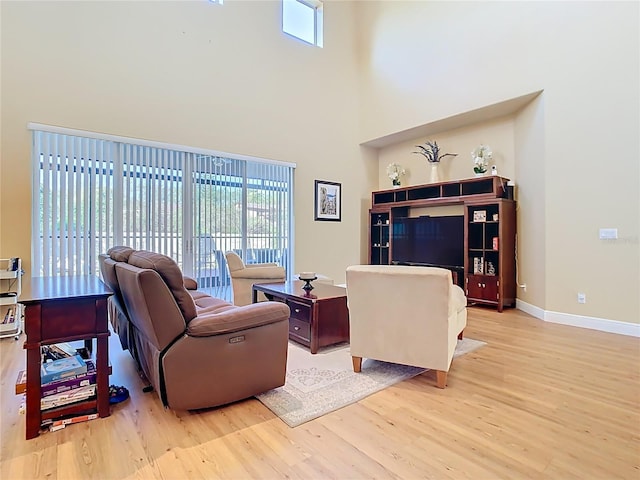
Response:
392,215,464,268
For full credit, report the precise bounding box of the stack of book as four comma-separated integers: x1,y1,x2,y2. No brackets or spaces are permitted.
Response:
15,343,98,412
1,304,19,333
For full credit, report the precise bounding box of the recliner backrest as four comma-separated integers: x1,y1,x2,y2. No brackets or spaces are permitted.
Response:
99,252,133,352
102,245,136,312
99,254,122,301
127,250,198,322
115,262,187,352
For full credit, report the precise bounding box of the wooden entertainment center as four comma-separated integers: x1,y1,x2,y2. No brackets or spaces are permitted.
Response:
369,176,516,312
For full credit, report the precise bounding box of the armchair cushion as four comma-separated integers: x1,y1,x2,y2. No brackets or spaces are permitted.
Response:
231,265,287,279
246,262,279,268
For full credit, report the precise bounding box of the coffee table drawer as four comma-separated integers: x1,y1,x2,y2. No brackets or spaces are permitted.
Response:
289,317,310,342
287,300,311,321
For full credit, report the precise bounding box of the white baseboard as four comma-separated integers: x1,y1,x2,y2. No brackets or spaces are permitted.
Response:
516,299,640,337
515,299,545,320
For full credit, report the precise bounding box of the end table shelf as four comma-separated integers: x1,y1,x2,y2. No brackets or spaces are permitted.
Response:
21,275,112,439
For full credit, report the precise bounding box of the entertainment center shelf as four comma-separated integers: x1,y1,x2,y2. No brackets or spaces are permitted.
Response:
368,176,516,312
371,176,511,208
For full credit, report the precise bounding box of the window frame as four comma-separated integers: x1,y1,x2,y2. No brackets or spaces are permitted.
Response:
282,0,323,48
29,123,295,300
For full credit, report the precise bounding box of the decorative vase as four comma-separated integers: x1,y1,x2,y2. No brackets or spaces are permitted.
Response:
392,180,401,189
429,162,440,183
474,171,487,177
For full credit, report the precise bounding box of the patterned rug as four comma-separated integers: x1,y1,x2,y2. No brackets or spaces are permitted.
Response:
256,337,486,427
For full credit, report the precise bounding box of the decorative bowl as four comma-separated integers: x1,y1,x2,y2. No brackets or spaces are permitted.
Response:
298,272,317,281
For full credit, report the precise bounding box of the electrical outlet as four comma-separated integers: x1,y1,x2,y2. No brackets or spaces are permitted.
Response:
519,284,527,291
577,293,586,304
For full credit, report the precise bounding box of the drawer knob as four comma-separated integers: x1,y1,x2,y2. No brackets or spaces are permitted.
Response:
293,326,300,331
295,308,300,313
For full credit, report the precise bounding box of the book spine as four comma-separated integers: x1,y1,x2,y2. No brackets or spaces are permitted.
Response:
49,413,99,431
41,370,97,397
40,366,88,385
41,385,96,410
14,361,101,395
40,355,87,384
2,307,15,324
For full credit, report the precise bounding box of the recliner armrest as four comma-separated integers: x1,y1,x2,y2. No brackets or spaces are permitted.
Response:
183,275,198,290
231,266,286,279
187,301,290,337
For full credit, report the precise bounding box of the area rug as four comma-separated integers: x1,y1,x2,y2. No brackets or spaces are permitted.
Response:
256,337,486,427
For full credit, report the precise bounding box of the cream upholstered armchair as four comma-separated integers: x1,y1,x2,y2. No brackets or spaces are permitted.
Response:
346,265,467,388
225,251,286,306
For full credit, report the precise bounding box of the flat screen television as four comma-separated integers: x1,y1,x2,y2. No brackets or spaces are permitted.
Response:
392,215,464,268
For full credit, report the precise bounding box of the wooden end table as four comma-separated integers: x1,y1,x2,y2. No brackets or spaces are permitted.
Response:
252,281,349,354
21,275,112,439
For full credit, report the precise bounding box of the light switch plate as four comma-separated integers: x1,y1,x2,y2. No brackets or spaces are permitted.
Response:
599,228,618,240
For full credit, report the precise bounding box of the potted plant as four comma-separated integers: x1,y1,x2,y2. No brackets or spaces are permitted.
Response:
413,140,457,183
472,145,492,176
386,163,406,187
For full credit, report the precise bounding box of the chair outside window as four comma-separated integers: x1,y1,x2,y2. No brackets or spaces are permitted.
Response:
225,251,286,306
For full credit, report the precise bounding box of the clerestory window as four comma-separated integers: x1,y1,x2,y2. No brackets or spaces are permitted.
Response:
282,0,323,47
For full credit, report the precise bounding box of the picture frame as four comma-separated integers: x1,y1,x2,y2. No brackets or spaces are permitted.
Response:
473,210,487,222
314,180,341,222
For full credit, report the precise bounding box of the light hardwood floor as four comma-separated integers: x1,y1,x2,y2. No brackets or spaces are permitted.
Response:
1,307,638,479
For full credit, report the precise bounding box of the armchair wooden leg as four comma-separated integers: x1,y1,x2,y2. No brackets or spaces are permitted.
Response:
352,356,362,373
436,370,447,389
458,330,464,340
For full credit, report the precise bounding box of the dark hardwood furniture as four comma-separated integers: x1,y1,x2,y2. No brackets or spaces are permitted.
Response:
21,275,112,439
464,199,516,312
369,176,516,311
252,281,349,354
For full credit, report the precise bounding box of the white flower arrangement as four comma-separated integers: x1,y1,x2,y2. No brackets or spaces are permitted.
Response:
472,144,492,174
386,162,406,186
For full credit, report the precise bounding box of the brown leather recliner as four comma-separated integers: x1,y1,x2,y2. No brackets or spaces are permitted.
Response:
99,248,135,354
101,248,290,410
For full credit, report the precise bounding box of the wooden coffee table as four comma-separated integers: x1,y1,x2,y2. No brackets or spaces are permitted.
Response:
252,281,349,354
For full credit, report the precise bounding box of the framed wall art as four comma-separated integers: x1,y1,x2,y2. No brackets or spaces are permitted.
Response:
314,180,341,222
473,210,487,222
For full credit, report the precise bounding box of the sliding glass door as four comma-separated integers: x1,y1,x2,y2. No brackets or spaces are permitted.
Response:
190,154,293,290
31,127,294,298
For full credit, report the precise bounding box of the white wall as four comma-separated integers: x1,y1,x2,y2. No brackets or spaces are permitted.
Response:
377,116,515,188
2,1,638,326
356,1,639,325
0,0,370,285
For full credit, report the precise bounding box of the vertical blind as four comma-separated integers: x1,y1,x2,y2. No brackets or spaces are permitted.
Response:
31,127,294,296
